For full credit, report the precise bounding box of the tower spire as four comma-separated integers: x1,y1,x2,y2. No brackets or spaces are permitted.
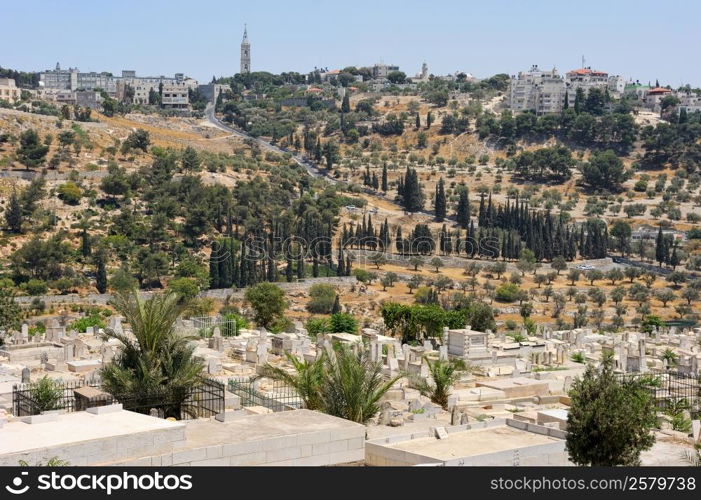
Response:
240,24,251,74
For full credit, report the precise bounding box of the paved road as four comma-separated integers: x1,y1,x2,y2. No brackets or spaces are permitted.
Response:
204,103,336,184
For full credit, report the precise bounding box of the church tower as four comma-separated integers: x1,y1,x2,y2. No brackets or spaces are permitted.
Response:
240,25,251,74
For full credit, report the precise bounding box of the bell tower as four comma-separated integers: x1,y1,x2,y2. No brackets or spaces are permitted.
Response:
240,24,251,74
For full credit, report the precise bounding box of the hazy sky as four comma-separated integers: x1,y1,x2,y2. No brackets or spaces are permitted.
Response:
4,0,700,86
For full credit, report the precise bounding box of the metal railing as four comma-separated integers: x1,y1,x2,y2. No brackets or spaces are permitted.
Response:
618,370,701,419
191,316,238,338
12,378,225,420
227,377,302,412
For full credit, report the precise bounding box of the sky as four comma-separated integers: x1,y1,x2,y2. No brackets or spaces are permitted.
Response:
3,0,701,87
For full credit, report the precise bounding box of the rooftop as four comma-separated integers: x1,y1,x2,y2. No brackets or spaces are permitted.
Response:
379,425,560,461
0,409,183,456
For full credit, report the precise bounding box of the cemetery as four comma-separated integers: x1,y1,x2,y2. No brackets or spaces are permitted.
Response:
0,309,699,466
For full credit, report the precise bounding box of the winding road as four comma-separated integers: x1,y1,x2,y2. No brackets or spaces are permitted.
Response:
204,103,335,184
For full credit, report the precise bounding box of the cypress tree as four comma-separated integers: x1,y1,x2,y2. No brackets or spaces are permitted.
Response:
286,254,294,282
415,113,421,129
95,250,107,294
402,167,424,212
396,226,405,254
426,111,432,129
209,240,220,288
456,188,470,228
331,294,341,314
297,248,305,280
314,138,322,162
81,227,92,258
669,243,680,269
381,163,388,192
655,226,665,266
434,177,447,222
341,94,350,113
5,189,22,233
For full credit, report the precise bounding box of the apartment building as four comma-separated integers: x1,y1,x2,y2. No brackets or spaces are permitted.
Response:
0,78,21,103
678,92,701,115
39,63,116,95
40,65,197,107
372,63,400,79
565,67,624,97
509,65,567,115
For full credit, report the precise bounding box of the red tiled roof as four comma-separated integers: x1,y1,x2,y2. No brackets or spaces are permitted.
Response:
648,87,672,94
567,68,608,76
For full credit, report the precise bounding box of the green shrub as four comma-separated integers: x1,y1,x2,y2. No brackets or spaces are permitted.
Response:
70,315,105,333
305,317,330,337
29,376,65,412
306,283,337,314
25,279,48,296
495,282,520,302
329,312,358,333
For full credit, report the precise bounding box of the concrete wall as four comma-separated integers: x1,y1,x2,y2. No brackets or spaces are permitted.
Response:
108,427,365,466
365,419,570,466
0,423,185,466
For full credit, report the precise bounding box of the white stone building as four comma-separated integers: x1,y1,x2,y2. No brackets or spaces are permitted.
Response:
0,78,21,103
509,65,567,115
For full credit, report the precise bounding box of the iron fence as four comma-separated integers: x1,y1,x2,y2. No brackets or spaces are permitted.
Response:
191,316,238,338
618,370,701,419
12,378,225,420
227,377,302,412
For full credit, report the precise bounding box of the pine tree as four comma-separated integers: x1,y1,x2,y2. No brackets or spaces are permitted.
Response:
381,163,388,192
434,177,447,222
5,188,22,233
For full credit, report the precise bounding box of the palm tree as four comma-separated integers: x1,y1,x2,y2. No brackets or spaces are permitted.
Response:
260,352,325,411
660,348,679,368
263,344,399,423
101,290,204,419
321,344,400,423
412,358,460,410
